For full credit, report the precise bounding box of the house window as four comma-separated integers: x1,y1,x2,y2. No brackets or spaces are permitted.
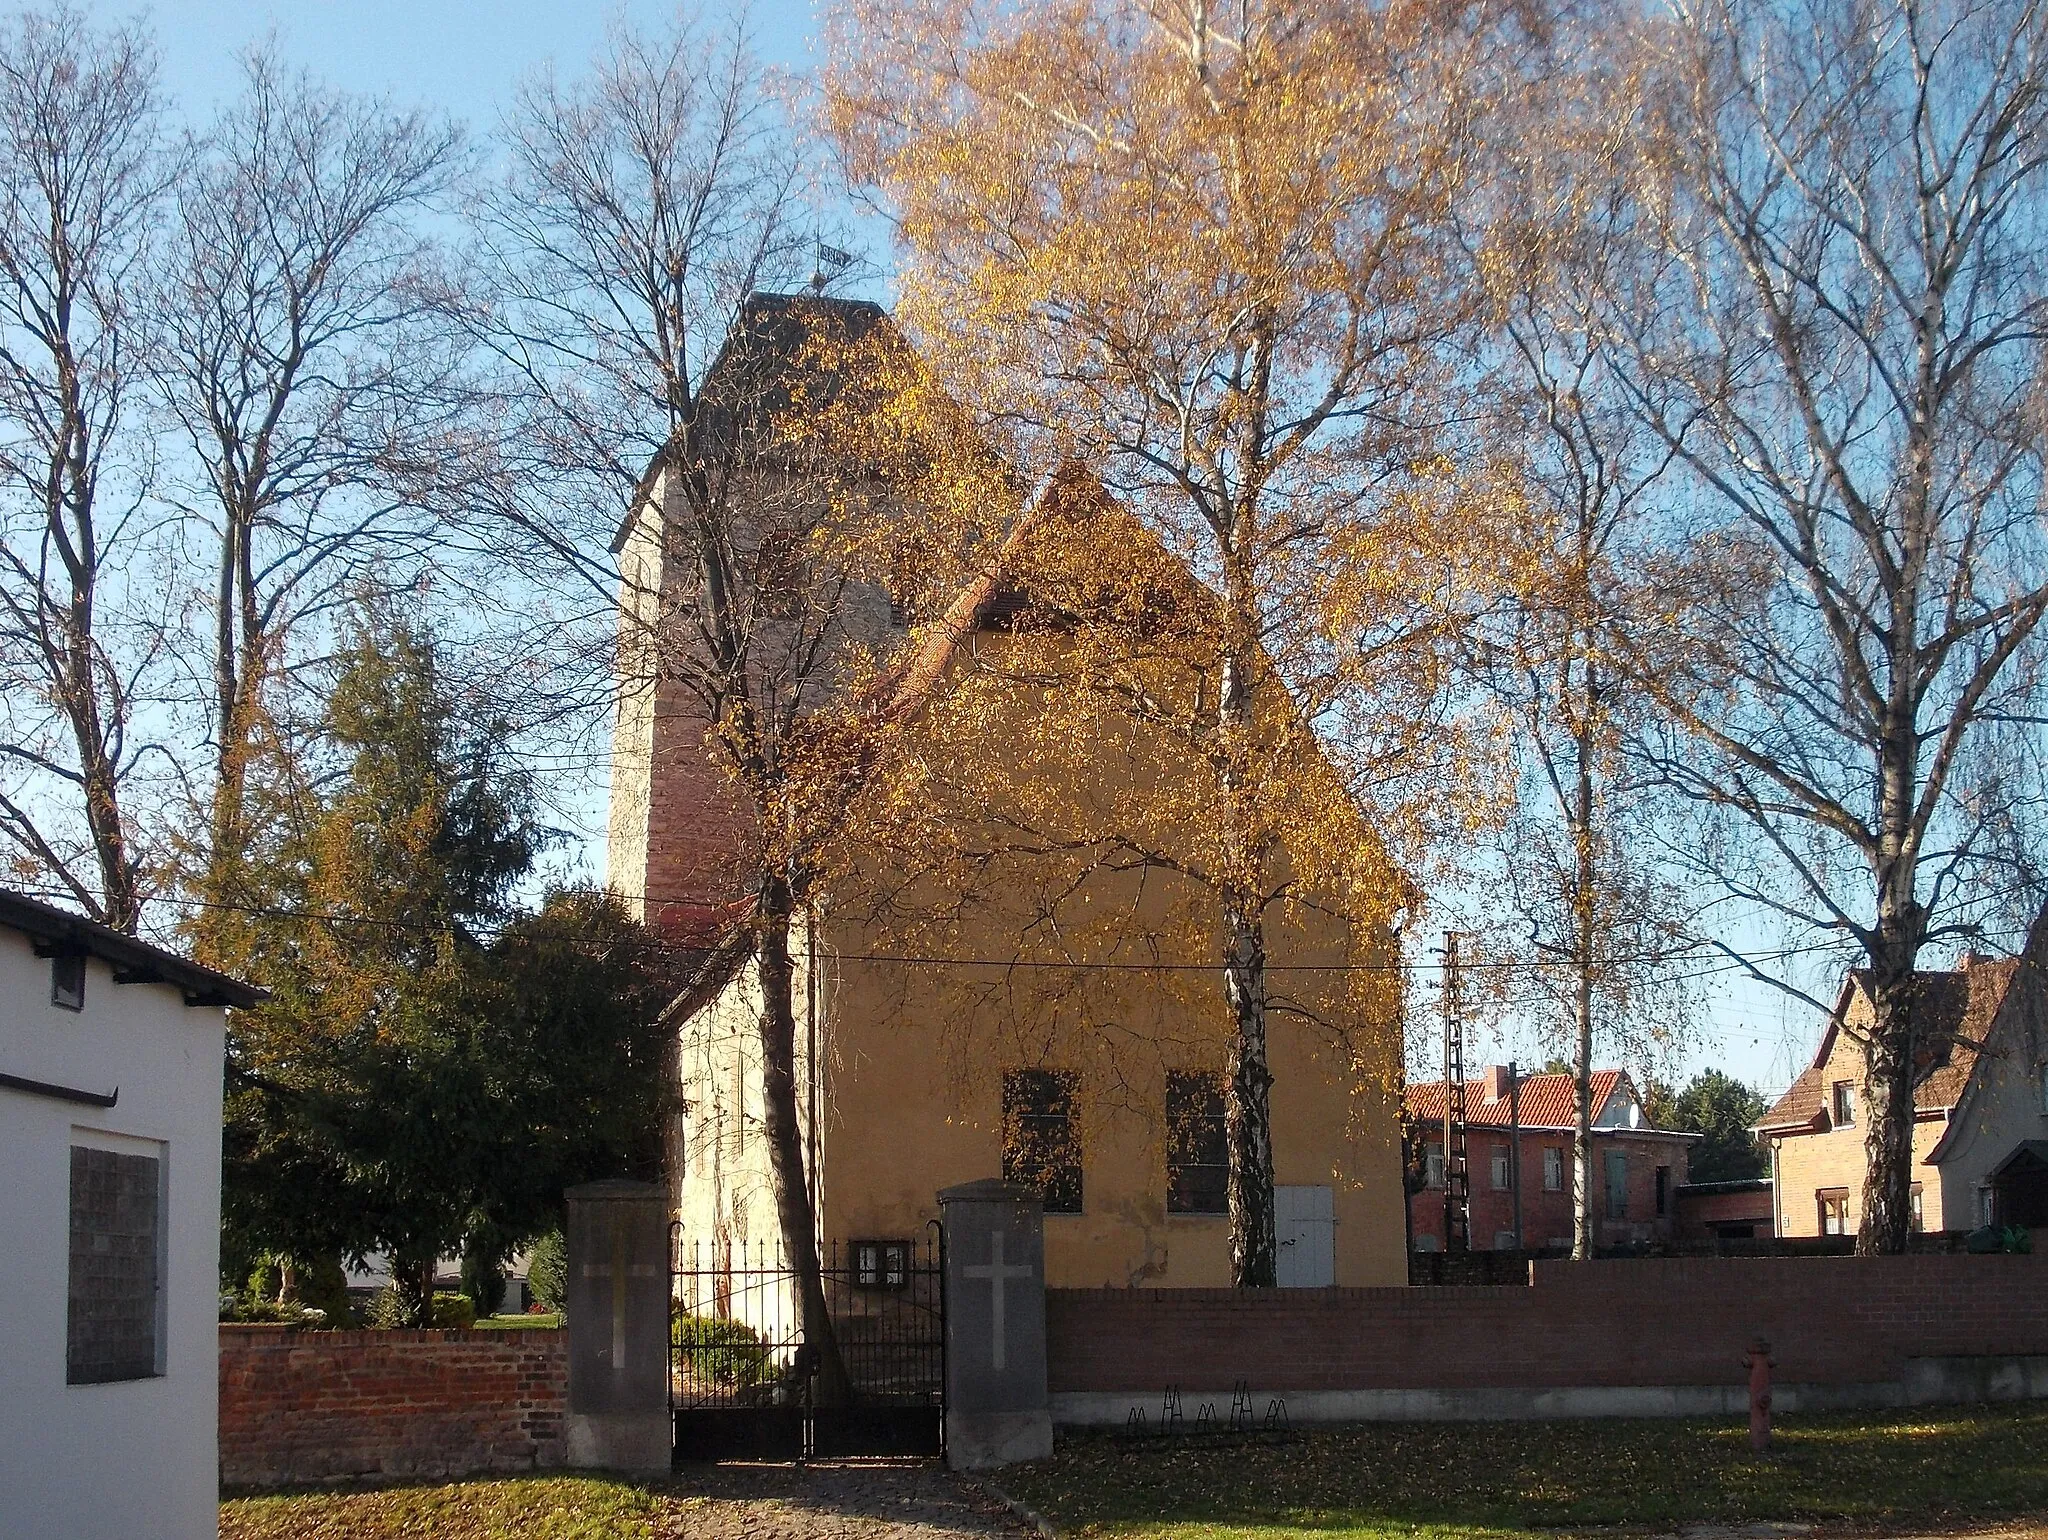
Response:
1832,1080,1856,1128
68,1144,163,1384
50,952,85,1011
1655,1165,1670,1217
1423,1143,1445,1188
1604,1150,1628,1219
1165,1071,1228,1216
1490,1146,1510,1191
1818,1188,1849,1236
1003,1069,1082,1214
1542,1146,1564,1192
2037,1062,2048,1116
1979,1186,1996,1226
852,1239,909,1289
1909,1183,1924,1234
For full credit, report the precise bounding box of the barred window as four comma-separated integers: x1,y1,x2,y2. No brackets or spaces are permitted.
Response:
1166,1071,1228,1216
1002,1069,1082,1214
852,1239,909,1289
68,1144,162,1384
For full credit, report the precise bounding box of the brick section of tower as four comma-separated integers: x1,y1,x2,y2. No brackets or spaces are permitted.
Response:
639,682,756,942
607,468,759,946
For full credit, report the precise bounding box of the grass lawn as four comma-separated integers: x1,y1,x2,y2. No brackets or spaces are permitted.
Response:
221,1475,664,1539
996,1405,2048,1539
472,1312,563,1330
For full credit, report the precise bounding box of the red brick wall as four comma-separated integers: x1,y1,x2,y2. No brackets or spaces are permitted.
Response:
1676,1186,1777,1241
219,1327,567,1488
641,696,754,941
1047,1253,2048,1393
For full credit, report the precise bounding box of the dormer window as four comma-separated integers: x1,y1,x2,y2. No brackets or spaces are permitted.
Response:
1832,1080,1856,1128
51,952,84,1011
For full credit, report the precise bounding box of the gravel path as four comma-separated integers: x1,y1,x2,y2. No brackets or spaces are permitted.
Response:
655,1460,1039,1540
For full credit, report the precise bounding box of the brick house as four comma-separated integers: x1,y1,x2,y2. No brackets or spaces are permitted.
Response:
1671,1177,1775,1242
1759,907,2048,1237
1404,1066,1697,1250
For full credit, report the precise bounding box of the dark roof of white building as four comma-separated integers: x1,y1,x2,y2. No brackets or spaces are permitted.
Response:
0,889,265,1008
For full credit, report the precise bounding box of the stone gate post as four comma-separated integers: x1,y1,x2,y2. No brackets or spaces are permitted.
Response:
563,1179,670,1473
938,1179,1052,1469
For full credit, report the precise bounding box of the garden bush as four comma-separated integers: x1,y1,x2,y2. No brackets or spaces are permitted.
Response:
672,1312,771,1385
526,1230,566,1314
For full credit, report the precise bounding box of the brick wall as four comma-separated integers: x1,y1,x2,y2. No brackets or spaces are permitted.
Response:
219,1326,567,1488
1047,1252,2048,1394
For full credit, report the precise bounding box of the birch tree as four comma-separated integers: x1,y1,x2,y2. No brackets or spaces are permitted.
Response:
0,5,171,929
828,0,1502,1284
1613,0,2048,1252
1467,49,1699,1258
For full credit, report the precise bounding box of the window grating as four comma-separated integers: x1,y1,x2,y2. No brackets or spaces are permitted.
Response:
1002,1069,1082,1214
68,1145,161,1384
1166,1071,1228,1215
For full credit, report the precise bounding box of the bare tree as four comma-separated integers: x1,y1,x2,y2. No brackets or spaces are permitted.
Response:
1461,56,1701,1258
1612,0,2048,1252
471,11,915,1402
149,46,469,961
0,5,172,930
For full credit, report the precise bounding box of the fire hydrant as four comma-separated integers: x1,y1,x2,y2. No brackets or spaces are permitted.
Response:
1745,1338,1774,1452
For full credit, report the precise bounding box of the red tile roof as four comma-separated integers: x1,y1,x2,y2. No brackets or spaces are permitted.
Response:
1405,1069,1625,1130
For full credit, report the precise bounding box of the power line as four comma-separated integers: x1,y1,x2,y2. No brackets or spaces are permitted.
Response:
13,883,1898,981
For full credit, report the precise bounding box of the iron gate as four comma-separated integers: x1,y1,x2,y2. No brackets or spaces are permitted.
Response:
670,1226,945,1462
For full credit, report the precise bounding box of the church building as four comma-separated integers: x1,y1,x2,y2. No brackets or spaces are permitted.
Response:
606,294,1410,1290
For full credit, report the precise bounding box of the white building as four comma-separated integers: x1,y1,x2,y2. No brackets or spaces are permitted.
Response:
0,890,261,1540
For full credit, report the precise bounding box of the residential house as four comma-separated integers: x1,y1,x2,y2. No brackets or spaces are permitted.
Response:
0,890,262,1540
1405,1066,1697,1250
1759,909,2048,1236
608,295,1410,1290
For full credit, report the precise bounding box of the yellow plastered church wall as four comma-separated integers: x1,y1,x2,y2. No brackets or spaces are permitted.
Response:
796,611,1410,1287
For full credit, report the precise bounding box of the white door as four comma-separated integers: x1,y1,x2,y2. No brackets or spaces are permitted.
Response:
1275,1184,1334,1287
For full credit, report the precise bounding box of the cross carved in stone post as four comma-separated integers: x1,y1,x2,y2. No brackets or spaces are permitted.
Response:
581,1224,664,1370
961,1228,1032,1371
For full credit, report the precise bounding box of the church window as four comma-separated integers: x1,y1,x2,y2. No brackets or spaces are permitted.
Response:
1165,1071,1228,1215
852,1239,909,1289
1002,1069,1082,1214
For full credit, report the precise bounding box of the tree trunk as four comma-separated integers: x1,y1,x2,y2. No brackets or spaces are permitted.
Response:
392,1251,437,1328
755,874,854,1405
1857,877,1924,1254
1223,896,1278,1288
1571,686,1598,1262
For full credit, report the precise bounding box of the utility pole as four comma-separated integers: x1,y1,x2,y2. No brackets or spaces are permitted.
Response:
1440,933,1470,1253
1508,1060,1523,1250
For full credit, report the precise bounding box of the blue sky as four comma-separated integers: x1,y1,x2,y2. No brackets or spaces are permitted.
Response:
91,0,1842,1103
131,0,827,120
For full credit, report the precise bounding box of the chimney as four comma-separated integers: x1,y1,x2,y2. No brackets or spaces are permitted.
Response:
1482,1064,1514,1104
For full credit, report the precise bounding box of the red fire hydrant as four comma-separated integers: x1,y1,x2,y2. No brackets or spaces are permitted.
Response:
1745,1338,1774,1452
